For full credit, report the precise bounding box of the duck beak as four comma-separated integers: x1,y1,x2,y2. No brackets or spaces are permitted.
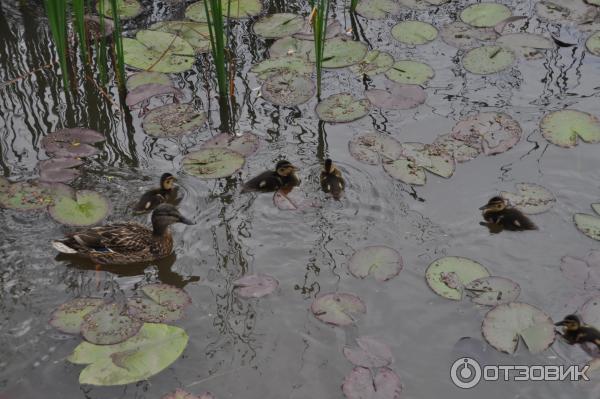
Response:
554,320,566,327
479,205,488,210
178,215,194,225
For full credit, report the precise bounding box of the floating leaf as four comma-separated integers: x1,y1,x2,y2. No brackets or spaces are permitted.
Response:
383,158,425,185
383,142,455,185
384,60,434,85
366,83,426,110
540,110,600,148
69,323,188,386
0,180,59,210
464,276,520,306
397,0,429,10
97,0,141,20
49,298,105,334
142,104,207,137
496,33,554,60
39,157,83,183
48,190,110,227
182,148,245,179
309,37,368,68
126,83,182,108
186,0,262,21
587,32,600,56
80,302,143,345
343,336,394,368
162,389,216,399
355,0,401,19
200,132,259,156
348,246,403,282
451,112,521,155
42,128,105,158
349,50,394,77
250,57,313,80
253,13,304,38
460,3,512,28
574,204,600,241
261,72,315,107
269,36,315,59
425,256,490,300
391,21,438,45
142,284,191,310
233,274,279,298
440,22,498,49
481,302,555,354
123,30,195,73
432,134,480,163
580,296,600,329
342,367,402,399
494,15,528,34
311,292,366,326
500,183,555,214
348,131,404,165
127,72,173,91
462,45,515,74
150,21,214,54
293,19,343,40
315,93,370,123
535,0,597,23
127,298,184,323
561,252,600,291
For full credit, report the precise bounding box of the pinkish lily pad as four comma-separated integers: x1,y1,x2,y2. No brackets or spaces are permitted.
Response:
162,390,216,399
143,103,207,137
49,298,105,334
348,246,403,282
464,276,521,306
127,298,184,323
38,157,83,183
451,112,521,155
142,283,191,311
348,132,404,165
42,128,105,158
200,132,259,157
316,93,370,123
342,367,402,399
125,83,182,108
311,292,366,326
440,22,498,49
343,336,394,368
81,302,143,345
261,72,315,107
0,180,67,211
233,274,279,298
366,83,426,110
432,134,480,163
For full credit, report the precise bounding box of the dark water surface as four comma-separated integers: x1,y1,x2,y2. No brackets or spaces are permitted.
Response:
1,0,600,398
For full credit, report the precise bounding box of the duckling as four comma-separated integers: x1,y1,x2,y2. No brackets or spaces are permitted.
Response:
555,314,600,350
52,204,194,265
320,158,345,200
479,196,537,232
242,160,301,193
133,173,178,212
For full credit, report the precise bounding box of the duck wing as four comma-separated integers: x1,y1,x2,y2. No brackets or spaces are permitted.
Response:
242,171,282,192
68,223,152,253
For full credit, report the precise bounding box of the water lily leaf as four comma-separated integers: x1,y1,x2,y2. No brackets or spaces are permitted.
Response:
293,19,343,40
348,131,404,165
123,30,195,73
462,45,515,74
451,112,521,155
343,336,394,368
493,15,528,34
432,134,480,163
587,32,600,56
39,157,83,183
48,190,110,227
561,252,600,291
383,158,426,185
536,0,597,23
126,83,183,108
309,37,368,68
69,323,188,386
0,180,62,210
349,246,403,282
142,104,207,137
42,128,105,158
269,36,315,59
342,367,402,399
126,72,173,91
150,21,213,54
496,33,554,60
397,0,429,9
316,93,370,123
182,148,245,179
574,204,600,241
355,0,401,19
127,298,184,323
233,274,279,298
500,183,555,214
440,22,498,49
425,256,490,300
540,110,600,148
162,389,216,399
185,0,262,21
425,0,449,4
349,50,394,76
391,21,438,45
250,57,313,80
464,276,521,306
142,284,191,310
49,298,105,334
97,0,141,20
261,72,315,107
460,3,512,28
580,296,600,329
481,302,555,354
384,60,434,85
200,132,259,156
384,142,454,185
366,83,427,110
253,13,304,39
80,302,143,345
311,292,366,326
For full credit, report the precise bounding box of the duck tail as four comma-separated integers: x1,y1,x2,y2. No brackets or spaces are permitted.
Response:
52,240,78,254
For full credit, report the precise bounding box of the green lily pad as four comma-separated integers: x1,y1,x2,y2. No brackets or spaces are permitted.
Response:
48,190,110,227
425,256,490,300
97,0,142,20
397,0,429,9
460,3,512,28
482,302,555,354
500,183,556,214
311,292,366,326
293,19,343,41
391,21,438,45
574,204,600,241
142,284,192,310
348,131,404,165
81,302,143,345
432,134,481,163
464,276,521,306
123,30,195,73
349,50,394,76
269,36,314,59
355,0,401,19
142,104,207,138
540,110,600,148
310,37,368,68
384,60,434,85
462,45,515,74
261,72,315,107
200,132,259,156
315,93,370,123
69,323,188,386
496,33,554,60
127,298,184,323
383,158,426,185
348,246,403,282
150,21,213,54
185,0,262,21
126,72,173,91
253,13,304,39
587,32,600,56
182,148,245,179
49,298,105,334
440,22,498,49
535,0,597,23
250,56,313,80
366,83,427,109
383,142,455,185
451,112,521,155
0,180,58,210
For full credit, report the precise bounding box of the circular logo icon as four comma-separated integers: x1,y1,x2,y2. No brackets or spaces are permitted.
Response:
450,357,482,389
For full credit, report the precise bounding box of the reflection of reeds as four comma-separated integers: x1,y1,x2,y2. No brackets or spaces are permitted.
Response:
109,0,125,87
43,0,69,87
313,0,329,98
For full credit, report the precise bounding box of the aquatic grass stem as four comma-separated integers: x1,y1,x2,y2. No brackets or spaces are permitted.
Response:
109,0,126,88
313,0,329,98
350,0,359,12
43,0,69,87
204,0,229,101
72,0,87,61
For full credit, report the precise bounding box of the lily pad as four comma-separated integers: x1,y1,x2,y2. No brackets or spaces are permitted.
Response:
97,0,142,20
587,32,600,56
185,0,262,21
355,0,401,19
462,45,515,75
309,37,368,68
200,132,259,156
481,302,555,354
451,112,521,155
80,302,143,345
127,298,184,323
383,158,426,185
293,19,343,41
42,128,105,158
348,131,404,165
350,50,394,77
162,390,216,399
269,36,315,59
383,142,455,185
48,190,110,227
250,57,313,80
425,256,490,300
496,33,554,59
580,296,600,329
125,83,182,108
142,284,191,310
342,367,402,399
460,3,512,28
384,60,434,85
397,0,429,10
432,134,480,163
123,30,195,73
253,13,304,39
261,72,315,107
39,157,83,183
540,109,600,148
464,276,521,306
366,83,427,110
311,292,366,326
343,336,394,368
142,103,207,137
574,204,600,241
440,22,498,49
150,21,213,54
535,0,597,23
69,323,188,386
182,148,245,179
561,252,600,291
49,298,105,334
0,180,60,210
500,183,556,214
126,72,173,91
315,93,370,123
233,274,279,298
391,21,438,45
348,246,403,282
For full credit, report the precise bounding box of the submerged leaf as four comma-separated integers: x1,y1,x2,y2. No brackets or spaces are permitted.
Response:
432,134,480,163
342,367,402,399
185,0,262,21
127,72,173,91
366,83,426,110
38,157,83,183
97,0,141,20
142,284,191,310
233,274,279,298
250,57,313,80
348,246,403,282
127,298,184,323
311,292,366,326
125,83,182,108
440,22,498,49
343,336,394,368
587,32,600,56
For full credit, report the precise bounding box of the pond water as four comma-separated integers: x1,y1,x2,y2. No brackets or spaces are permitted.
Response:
1,0,600,398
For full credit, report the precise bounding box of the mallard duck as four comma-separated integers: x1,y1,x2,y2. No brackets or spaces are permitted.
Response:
133,173,178,212
479,196,537,232
242,160,301,193
52,204,194,265
555,314,600,350
320,158,345,200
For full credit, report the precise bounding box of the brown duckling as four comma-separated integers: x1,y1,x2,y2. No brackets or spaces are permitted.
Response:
320,159,345,200
479,196,537,232
133,173,179,212
555,314,600,350
242,160,301,193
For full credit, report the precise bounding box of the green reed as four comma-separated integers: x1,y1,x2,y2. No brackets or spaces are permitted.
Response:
43,0,69,87
350,0,359,12
204,0,230,102
72,0,87,61
109,0,125,87
313,0,329,98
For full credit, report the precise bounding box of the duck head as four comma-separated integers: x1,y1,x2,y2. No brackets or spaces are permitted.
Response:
479,196,507,212
160,173,177,190
152,204,193,235
275,160,298,177
555,314,582,331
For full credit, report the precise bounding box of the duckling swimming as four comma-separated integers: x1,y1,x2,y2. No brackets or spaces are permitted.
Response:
320,158,345,200
242,160,301,193
555,314,600,350
479,196,537,232
133,173,179,212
